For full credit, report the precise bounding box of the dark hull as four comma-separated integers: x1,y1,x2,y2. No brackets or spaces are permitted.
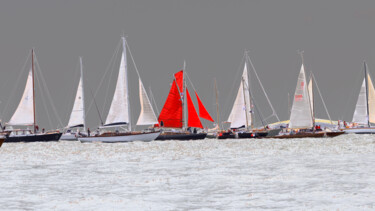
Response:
156,133,207,141
237,131,268,139
218,132,236,139
5,132,62,143
0,138,4,147
270,131,344,139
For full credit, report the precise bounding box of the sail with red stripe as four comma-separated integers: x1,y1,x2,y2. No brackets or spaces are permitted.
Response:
158,71,184,128
186,88,203,128
195,91,214,122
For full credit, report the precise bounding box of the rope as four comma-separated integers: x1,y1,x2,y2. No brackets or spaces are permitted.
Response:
311,72,333,125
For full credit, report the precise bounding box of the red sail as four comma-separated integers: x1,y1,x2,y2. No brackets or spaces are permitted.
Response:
158,70,184,128
186,88,203,128
195,91,214,122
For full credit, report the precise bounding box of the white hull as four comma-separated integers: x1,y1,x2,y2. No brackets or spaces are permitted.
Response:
79,131,160,143
60,133,78,141
343,127,375,134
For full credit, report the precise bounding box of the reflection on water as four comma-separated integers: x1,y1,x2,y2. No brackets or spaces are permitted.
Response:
0,134,374,210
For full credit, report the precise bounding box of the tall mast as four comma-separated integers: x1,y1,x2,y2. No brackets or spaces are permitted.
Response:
32,49,36,134
183,61,187,130
122,36,131,131
364,61,370,127
214,78,220,130
80,57,86,132
309,72,315,129
245,52,254,130
242,76,249,131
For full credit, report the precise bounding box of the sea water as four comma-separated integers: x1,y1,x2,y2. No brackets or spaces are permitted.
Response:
0,134,374,210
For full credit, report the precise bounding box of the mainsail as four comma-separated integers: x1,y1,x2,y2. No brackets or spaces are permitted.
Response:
158,71,184,128
137,78,158,125
227,62,251,129
67,58,85,128
186,88,203,128
105,37,130,126
289,64,313,129
8,69,34,126
352,73,375,125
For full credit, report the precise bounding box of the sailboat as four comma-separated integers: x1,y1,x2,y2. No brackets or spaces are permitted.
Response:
78,37,160,143
156,68,212,140
344,61,375,134
271,56,343,139
5,50,62,142
60,57,87,140
225,52,275,139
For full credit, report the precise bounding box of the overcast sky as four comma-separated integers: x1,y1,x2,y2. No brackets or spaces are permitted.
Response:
1,0,375,130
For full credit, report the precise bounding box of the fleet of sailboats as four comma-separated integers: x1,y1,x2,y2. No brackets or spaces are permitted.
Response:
78,37,160,143
3,39,375,144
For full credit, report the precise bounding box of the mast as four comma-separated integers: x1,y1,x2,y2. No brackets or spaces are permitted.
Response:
245,52,254,130
214,78,220,130
122,36,131,131
80,57,86,132
364,61,370,127
32,49,36,134
183,61,187,130
242,76,249,131
309,73,315,129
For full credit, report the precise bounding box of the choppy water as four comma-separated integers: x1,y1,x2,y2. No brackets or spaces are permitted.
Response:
1,134,375,210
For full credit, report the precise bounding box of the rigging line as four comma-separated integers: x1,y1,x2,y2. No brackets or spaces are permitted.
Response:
149,86,160,115
246,51,280,121
101,41,120,117
89,84,104,126
35,70,53,129
311,72,333,125
86,40,121,119
243,78,267,127
1,51,31,120
34,52,64,128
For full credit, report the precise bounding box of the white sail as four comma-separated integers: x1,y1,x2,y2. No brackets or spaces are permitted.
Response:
352,79,368,125
136,78,158,125
367,73,375,124
308,77,314,115
227,63,251,128
289,64,313,129
8,69,34,126
105,38,130,126
66,60,85,128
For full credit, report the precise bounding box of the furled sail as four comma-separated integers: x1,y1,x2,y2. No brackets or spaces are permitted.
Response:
289,64,313,129
8,69,34,126
137,78,158,125
105,38,129,126
67,62,85,128
195,91,214,122
158,71,184,128
186,88,203,128
227,63,251,128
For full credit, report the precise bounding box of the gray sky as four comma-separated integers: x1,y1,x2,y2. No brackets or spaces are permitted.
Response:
1,0,375,130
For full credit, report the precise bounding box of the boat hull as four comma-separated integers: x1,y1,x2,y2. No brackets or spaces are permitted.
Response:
237,131,268,139
156,133,207,141
79,131,160,143
0,137,4,147
5,132,62,143
270,131,344,139
60,133,78,141
343,128,375,134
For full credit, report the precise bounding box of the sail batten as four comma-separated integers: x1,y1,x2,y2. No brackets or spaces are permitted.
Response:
105,40,129,126
227,63,251,128
8,69,34,126
289,64,313,129
137,78,158,125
